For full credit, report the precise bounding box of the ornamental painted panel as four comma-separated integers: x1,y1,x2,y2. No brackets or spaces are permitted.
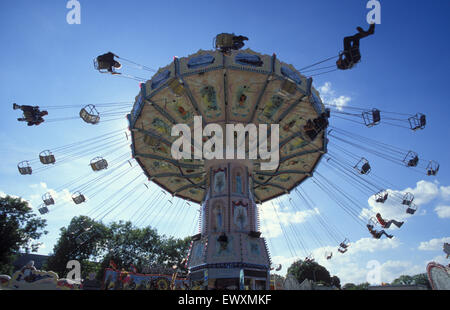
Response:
232,201,249,230
213,168,227,195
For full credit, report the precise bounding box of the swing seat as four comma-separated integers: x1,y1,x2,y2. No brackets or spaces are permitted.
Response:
362,109,381,127
426,161,439,176
42,193,55,206
72,192,86,204
90,157,108,171
354,158,371,175
38,206,49,215
18,161,32,175
39,150,56,165
80,105,100,125
215,33,234,51
402,192,414,206
403,151,419,167
409,113,426,131
375,191,388,203
406,202,417,215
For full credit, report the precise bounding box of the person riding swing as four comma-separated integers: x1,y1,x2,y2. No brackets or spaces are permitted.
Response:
95,52,122,75
337,23,375,70
367,224,393,239
375,213,404,229
13,103,48,126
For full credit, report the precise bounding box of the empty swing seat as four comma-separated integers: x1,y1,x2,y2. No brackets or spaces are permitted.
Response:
39,150,56,165
406,203,417,215
375,191,388,203
354,158,371,175
18,161,32,175
362,109,381,127
338,248,347,254
42,193,55,206
409,113,426,131
90,157,108,171
402,192,414,206
38,206,49,215
80,105,100,125
72,192,86,204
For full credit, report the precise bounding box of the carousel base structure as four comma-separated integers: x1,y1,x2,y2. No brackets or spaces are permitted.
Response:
188,232,271,290
186,161,271,290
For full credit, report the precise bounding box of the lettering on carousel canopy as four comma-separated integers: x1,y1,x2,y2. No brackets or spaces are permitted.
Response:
171,116,279,170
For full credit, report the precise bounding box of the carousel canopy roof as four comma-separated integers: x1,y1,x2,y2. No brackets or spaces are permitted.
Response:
128,48,328,204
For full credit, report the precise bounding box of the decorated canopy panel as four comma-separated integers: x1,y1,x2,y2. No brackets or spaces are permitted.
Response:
129,48,327,204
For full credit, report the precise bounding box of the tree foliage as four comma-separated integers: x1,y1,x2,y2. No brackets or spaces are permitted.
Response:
342,282,370,290
0,195,47,274
46,217,191,280
45,216,108,277
286,259,339,287
391,273,431,289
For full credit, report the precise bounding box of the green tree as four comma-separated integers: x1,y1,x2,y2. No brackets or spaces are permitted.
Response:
391,275,414,286
391,273,431,289
355,282,370,290
46,218,192,281
412,273,431,289
342,283,357,290
331,275,341,289
0,195,47,274
45,216,108,278
286,259,336,286
342,282,369,290
97,221,191,280
157,235,191,271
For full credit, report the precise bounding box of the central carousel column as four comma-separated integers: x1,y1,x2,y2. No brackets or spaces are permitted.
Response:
186,159,271,290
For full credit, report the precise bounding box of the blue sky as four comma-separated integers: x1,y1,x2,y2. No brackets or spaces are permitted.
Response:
0,0,449,284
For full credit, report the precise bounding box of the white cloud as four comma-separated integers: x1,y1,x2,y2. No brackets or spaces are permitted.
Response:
440,186,450,200
426,255,448,265
259,203,318,238
318,82,351,111
377,260,424,284
404,180,440,205
30,182,73,206
270,236,402,284
418,237,450,251
435,205,450,219
319,82,332,95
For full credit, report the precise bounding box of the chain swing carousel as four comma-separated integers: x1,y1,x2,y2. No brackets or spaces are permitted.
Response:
12,31,441,290
127,33,330,290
